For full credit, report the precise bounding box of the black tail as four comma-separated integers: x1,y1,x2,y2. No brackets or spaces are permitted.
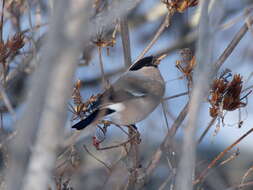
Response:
72,108,115,130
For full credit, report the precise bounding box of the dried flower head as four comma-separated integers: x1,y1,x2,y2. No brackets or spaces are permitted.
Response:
162,0,198,13
0,32,25,63
92,27,117,56
176,48,196,88
6,33,25,52
209,73,251,118
70,80,101,121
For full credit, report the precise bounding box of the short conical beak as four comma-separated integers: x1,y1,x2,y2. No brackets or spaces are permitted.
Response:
154,53,168,66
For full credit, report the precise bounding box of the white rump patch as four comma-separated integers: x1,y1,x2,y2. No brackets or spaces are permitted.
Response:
107,103,125,112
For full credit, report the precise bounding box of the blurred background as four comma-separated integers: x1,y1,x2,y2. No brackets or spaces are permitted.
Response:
1,0,253,189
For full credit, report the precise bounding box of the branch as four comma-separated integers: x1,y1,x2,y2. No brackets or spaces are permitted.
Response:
136,11,172,61
198,117,217,144
120,16,132,67
175,1,216,189
214,16,253,71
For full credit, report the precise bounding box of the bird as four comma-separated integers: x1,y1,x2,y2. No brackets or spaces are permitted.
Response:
72,55,165,130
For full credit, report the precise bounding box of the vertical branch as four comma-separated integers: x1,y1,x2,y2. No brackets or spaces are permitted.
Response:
120,16,132,67
27,0,38,62
6,1,91,190
0,0,5,43
175,0,216,190
119,15,141,189
125,126,140,190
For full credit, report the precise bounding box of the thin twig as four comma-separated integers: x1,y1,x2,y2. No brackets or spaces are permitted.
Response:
219,148,239,166
215,16,253,71
0,83,16,119
98,47,109,89
97,131,138,151
225,181,253,190
194,128,253,185
156,29,197,58
161,101,169,130
136,12,172,61
158,173,174,190
240,165,253,189
198,117,217,144
163,91,189,101
83,145,112,172
145,103,189,177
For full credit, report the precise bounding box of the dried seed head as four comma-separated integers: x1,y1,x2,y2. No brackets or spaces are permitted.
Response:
7,33,25,52
162,0,198,13
209,73,251,118
209,107,218,118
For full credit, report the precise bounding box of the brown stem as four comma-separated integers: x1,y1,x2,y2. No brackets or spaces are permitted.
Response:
98,47,109,89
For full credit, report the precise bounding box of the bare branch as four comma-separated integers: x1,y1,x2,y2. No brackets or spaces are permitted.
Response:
0,82,16,119
163,91,189,101
198,117,217,144
215,16,253,71
120,16,132,67
175,1,216,189
136,12,172,61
